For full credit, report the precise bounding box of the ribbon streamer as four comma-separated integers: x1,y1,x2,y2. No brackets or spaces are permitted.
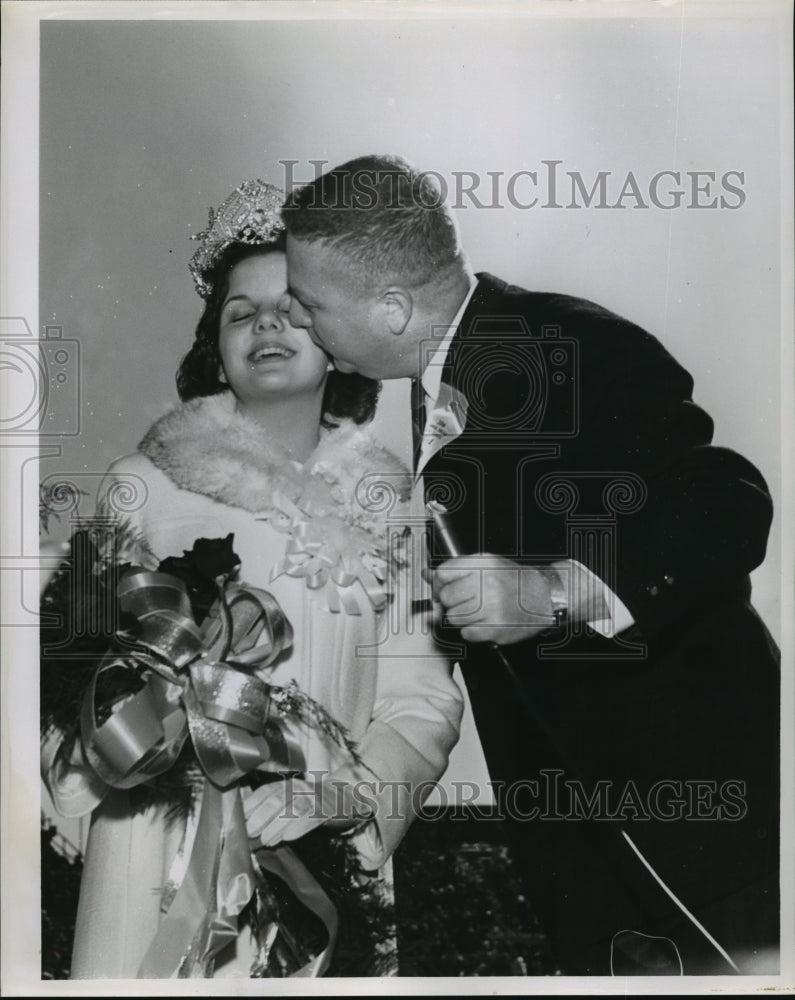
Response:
137,781,337,978
255,842,339,977
137,781,256,978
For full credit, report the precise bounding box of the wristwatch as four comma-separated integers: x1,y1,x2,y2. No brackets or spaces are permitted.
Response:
540,565,569,629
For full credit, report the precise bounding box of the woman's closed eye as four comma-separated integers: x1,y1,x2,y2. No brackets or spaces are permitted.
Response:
224,306,255,324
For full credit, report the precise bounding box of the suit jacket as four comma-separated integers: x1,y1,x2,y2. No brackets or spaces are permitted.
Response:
421,273,779,970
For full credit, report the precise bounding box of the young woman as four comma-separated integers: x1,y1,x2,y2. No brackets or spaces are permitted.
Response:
43,181,462,978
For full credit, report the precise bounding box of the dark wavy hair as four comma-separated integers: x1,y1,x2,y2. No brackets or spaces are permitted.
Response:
176,240,380,426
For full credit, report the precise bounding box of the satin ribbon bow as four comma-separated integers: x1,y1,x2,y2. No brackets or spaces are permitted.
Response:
269,514,389,614
56,569,299,802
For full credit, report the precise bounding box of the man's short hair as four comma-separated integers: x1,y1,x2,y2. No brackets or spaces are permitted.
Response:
281,154,463,287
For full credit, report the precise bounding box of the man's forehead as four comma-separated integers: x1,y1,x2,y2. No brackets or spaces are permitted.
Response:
285,237,320,293
286,234,330,267
287,235,359,294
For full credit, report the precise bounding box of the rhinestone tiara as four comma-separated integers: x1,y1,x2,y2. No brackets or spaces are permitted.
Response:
189,180,286,299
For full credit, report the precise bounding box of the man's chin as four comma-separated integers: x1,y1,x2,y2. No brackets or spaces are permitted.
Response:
333,360,358,375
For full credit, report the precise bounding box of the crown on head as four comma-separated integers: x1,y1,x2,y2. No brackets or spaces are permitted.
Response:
189,180,286,299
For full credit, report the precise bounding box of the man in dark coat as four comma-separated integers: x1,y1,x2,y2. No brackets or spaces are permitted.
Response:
281,154,779,975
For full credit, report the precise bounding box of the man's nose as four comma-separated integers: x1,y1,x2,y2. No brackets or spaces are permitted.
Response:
286,296,311,329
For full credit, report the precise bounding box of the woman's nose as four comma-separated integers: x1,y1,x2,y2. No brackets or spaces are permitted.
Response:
254,306,284,333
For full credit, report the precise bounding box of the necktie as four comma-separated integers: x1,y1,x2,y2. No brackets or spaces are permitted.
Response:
410,378,427,466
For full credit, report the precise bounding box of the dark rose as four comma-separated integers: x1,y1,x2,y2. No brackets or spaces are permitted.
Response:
157,534,241,623
191,534,241,580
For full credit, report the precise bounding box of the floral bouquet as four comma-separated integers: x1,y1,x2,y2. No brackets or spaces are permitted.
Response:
40,505,392,978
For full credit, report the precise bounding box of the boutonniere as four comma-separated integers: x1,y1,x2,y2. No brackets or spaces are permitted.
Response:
427,381,468,438
418,382,469,473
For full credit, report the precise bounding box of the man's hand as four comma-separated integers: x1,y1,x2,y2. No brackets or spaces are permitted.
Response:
432,554,556,645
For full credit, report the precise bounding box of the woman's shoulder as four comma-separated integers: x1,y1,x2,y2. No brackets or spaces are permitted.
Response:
104,449,177,493
99,450,180,524
106,450,157,477
104,395,227,483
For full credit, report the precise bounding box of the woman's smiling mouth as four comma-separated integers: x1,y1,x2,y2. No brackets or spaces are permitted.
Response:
248,343,295,364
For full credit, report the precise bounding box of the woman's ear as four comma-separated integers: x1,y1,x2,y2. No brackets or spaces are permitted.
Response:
380,287,412,336
218,365,228,385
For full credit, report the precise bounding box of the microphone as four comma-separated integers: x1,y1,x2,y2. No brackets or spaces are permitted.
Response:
425,500,528,693
426,500,465,558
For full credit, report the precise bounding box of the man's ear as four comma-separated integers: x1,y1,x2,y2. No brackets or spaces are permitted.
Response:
380,287,413,335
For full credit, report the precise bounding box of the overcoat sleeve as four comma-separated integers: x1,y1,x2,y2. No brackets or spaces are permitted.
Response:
331,561,464,869
561,306,773,638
